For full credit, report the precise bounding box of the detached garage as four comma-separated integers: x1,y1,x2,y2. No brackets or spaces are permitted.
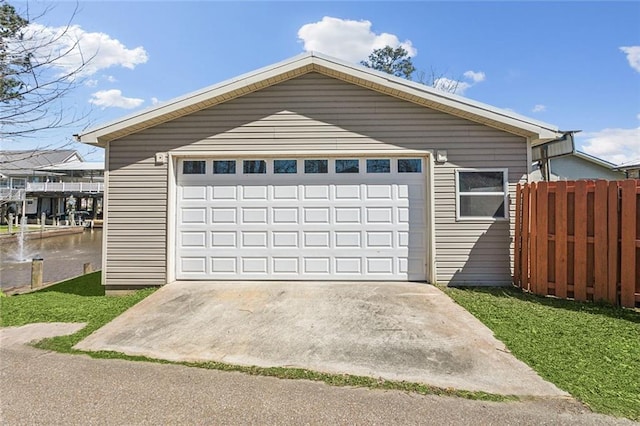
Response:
78,52,564,293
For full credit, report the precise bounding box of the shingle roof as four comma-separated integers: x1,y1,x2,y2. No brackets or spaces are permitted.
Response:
0,150,81,176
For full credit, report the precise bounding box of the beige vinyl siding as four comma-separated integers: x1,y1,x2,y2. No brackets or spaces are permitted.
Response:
106,72,526,287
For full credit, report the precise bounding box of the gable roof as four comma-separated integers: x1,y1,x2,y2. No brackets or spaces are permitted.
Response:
0,150,82,176
571,151,619,170
77,52,564,147
615,159,640,171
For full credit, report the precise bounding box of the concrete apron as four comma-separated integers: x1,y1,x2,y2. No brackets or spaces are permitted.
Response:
75,281,567,397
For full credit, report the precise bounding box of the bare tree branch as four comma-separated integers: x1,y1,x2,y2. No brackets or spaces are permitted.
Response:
0,0,92,142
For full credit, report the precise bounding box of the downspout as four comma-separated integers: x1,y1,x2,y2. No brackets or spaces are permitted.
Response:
538,131,578,181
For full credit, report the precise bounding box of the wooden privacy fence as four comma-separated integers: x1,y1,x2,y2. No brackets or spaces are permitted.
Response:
514,179,640,308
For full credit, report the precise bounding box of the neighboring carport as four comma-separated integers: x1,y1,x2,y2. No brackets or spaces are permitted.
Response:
75,281,566,396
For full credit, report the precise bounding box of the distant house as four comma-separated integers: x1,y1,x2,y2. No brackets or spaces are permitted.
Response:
0,150,104,222
530,151,624,181
615,159,640,179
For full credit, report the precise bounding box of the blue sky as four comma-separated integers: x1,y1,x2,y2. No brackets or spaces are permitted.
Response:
4,1,640,164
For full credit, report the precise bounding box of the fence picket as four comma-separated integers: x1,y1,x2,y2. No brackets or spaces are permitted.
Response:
536,182,549,295
607,182,620,304
556,181,568,299
574,181,588,301
530,183,538,294
620,180,637,308
521,184,531,291
515,179,638,308
593,180,608,302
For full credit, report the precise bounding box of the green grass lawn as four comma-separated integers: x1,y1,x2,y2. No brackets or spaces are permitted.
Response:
2,275,639,419
445,287,640,421
0,272,155,351
0,273,507,402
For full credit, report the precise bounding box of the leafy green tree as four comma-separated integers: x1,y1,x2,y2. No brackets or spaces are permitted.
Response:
361,45,460,93
360,45,416,80
0,1,29,102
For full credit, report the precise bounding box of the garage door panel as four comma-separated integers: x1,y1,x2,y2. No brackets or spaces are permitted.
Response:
272,257,299,274
212,186,237,200
177,157,427,281
181,208,207,224
181,231,206,248
304,258,331,274
241,208,268,224
335,257,362,274
335,231,361,248
242,185,268,200
182,186,207,200
241,231,268,248
335,207,361,224
304,185,330,200
273,208,298,223
273,185,298,200
366,185,393,199
303,231,330,248
242,257,268,274
211,208,236,224
211,231,236,247
272,231,299,247
303,208,330,224
335,185,360,199
366,258,394,274
211,257,237,273
366,207,393,224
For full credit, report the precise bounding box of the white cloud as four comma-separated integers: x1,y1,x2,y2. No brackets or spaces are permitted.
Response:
89,89,144,109
297,16,416,63
620,46,640,72
15,23,148,77
579,127,640,165
105,75,117,83
433,70,485,95
84,79,98,88
463,70,485,83
532,104,546,113
151,97,160,105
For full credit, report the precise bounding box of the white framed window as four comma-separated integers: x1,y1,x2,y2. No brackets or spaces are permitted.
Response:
455,168,508,220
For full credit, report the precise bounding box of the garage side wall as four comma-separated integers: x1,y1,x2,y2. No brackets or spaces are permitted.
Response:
106,72,527,288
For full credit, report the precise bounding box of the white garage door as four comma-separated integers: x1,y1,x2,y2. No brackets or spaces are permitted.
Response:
176,157,427,281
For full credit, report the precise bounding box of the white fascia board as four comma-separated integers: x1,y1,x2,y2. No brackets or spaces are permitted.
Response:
573,151,617,170
311,52,562,141
78,51,563,145
78,53,315,144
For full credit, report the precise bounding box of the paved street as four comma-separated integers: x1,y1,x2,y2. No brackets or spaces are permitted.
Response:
1,324,634,425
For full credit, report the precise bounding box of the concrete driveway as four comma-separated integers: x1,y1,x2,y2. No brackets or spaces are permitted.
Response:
75,281,566,397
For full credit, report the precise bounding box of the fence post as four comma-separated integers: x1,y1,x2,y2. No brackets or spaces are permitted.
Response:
31,258,44,288
514,183,522,287
83,262,93,274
